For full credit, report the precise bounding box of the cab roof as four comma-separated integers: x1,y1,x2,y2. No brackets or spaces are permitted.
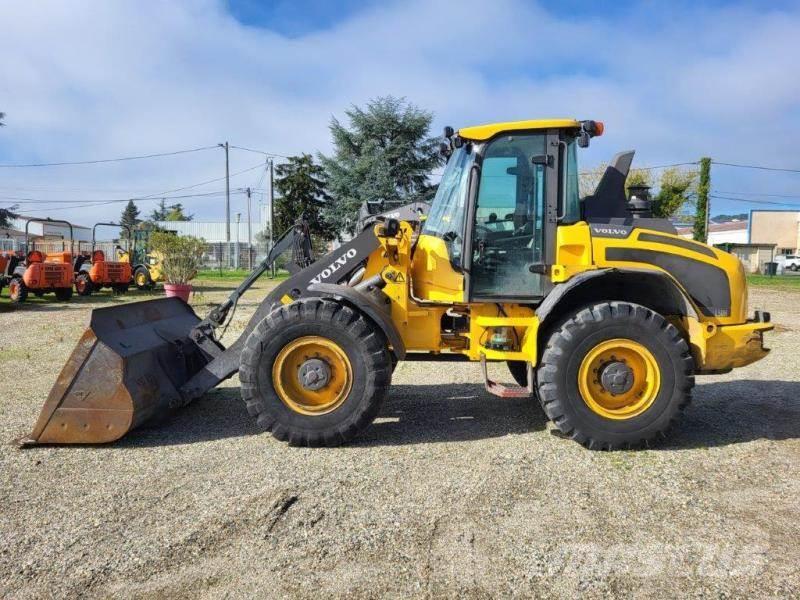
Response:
458,119,581,141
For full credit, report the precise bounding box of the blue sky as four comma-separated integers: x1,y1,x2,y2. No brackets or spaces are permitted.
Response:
1,0,800,224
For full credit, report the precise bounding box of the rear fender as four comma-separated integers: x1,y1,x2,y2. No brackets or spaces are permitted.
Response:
536,268,700,359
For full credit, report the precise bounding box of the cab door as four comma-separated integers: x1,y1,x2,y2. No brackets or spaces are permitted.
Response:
466,131,557,300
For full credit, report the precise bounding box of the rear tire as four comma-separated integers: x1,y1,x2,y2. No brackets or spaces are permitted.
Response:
239,298,392,447
54,286,73,301
507,361,528,387
75,273,93,296
537,301,694,450
9,277,27,303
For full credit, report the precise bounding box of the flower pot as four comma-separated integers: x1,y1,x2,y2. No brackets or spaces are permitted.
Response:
163,283,192,303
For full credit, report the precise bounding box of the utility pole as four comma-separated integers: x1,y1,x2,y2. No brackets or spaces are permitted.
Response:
234,213,241,270
268,158,275,277
246,187,253,270
219,141,231,267
694,157,711,243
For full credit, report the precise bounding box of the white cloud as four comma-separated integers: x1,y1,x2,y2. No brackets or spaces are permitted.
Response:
0,0,799,224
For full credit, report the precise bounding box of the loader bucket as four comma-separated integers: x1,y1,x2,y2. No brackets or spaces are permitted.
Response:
19,298,210,446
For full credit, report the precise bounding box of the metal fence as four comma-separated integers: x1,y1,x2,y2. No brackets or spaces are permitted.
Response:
6,238,290,272
200,242,266,271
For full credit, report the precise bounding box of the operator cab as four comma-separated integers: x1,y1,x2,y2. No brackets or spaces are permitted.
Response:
418,119,599,302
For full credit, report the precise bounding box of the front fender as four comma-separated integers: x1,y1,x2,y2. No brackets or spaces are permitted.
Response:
307,282,407,360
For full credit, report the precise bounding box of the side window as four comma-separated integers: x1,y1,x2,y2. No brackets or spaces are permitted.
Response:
563,139,581,223
471,133,547,298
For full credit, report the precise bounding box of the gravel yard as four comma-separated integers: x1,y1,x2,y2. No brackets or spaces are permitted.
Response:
1,280,798,598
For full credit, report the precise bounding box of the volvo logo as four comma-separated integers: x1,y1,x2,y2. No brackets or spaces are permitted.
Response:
310,248,358,284
591,225,631,238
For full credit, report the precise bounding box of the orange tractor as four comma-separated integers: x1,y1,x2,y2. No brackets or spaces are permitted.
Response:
5,218,74,303
74,223,132,296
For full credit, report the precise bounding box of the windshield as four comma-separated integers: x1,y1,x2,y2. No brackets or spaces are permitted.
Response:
423,146,474,266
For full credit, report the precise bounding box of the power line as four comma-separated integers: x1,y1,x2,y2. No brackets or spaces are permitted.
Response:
17,189,250,214
0,145,218,168
230,145,291,159
712,160,800,174
710,195,800,208
713,190,800,200
0,163,263,206
3,189,237,205
632,161,699,171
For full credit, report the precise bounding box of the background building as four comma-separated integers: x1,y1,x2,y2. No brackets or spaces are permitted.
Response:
748,210,800,255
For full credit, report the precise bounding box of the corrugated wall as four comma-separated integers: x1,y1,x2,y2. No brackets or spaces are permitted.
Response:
153,220,257,243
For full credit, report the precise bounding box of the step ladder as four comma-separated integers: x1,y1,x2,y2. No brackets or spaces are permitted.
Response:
480,354,534,398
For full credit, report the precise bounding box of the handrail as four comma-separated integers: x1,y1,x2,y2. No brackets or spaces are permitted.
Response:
92,222,131,253
24,217,74,254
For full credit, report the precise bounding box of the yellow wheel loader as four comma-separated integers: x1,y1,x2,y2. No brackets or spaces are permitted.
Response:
20,119,772,450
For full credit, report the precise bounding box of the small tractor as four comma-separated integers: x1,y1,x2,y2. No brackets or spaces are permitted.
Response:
22,119,772,450
6,218,74,303
127,229,165,290
73,222,133,296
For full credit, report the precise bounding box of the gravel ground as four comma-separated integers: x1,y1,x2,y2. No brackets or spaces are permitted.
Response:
1,281,798,598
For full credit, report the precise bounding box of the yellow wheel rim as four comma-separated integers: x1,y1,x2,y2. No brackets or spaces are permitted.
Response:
272,336,352,415
578,338,661,420
135,272,147,286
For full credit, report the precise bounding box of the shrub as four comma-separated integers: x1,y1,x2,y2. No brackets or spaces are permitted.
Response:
149,232,206,284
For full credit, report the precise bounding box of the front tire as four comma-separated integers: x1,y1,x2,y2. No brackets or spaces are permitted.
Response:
239,298,392,447
8,277,27,303
134,266,153,290
537,301,694,450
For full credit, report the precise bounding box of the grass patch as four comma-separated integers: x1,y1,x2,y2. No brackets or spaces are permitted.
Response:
747,274,800,288
195,269,290,281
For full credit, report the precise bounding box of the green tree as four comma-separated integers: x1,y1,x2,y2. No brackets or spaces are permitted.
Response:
0,204,18,228
580,164,697,219
652,167,697,219
149,199,169,221
0,112,5,127
320,96,442,235
164,203,193,221
274,154,334,240
120,200,140,238
693,157,711,242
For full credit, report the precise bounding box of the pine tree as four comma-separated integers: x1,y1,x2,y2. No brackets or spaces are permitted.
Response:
149,199,169,222
0,204,17,228
319,96,442,235
164,203,193,221
274,154,334,240
120,200,140,237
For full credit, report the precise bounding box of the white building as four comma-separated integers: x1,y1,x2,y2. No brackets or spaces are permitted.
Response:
9,216,92,242
676,220,748,245
153,202,270,244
